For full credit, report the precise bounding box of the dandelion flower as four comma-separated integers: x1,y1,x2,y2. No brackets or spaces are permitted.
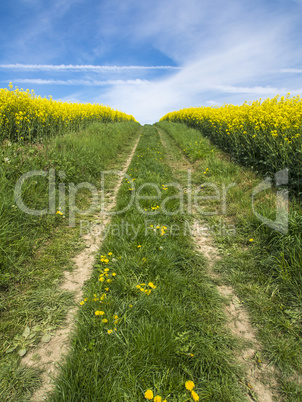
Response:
144,389,154,400
102,318,108,323
154,396,162,402
249,238,254,242
107,329,113,334
137,245,141,248
95,311,105,316
80,301,85,305
191,390,199,401
108,252,113,256
185,380,195,391
129,304,133,308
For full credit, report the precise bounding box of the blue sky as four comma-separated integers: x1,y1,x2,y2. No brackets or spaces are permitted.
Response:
1,0,302,123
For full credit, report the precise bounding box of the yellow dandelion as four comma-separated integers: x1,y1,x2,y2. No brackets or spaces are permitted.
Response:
154,396,162,402
185,380,195,391
80,301,84,305
107,329,113,334
108,252,113,255
102,318,108,323
191,390,199,401
249,238,254,242
144,389,154,400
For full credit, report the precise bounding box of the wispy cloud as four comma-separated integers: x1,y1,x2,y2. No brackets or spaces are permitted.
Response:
0,64,181,72
214,85,295,94
5,78,149,86
280,68,302,73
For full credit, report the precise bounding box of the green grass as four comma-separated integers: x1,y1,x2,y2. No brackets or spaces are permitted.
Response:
0,121,141,400
157,121,302,400
48,125,250,402
3,119,301,400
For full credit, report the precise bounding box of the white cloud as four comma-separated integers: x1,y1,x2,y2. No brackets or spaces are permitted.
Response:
0,64,181,72
98,28,296,123
280,68,302,73
5,78,149,86
206,100,219,106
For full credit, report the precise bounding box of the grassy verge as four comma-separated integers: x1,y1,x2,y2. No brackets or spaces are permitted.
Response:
0,121,141,401
157,121,302,400
48,125,251,401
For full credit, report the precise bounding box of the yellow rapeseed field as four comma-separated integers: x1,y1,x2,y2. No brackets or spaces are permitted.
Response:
0,83,136,142
161,94,302,194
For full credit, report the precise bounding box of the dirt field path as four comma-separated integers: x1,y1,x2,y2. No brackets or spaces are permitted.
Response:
22,133,142,401
157,127,277,402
